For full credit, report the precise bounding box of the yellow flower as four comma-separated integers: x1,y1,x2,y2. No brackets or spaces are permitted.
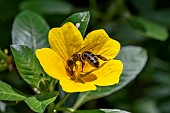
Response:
36,22,123,93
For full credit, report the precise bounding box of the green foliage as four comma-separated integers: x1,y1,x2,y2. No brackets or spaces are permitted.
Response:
12,11,50,51
75,109,130,113
74,46,147,108
0,80,26,101
128,16,169,41
19,0,74,15
25,92,59,113
10,45,47,88
130,0,155,12
63,11,90,37
142,9,170,29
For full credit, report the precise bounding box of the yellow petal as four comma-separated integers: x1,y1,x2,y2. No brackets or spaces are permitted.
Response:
83,29,120,59
49,22,83,62
59,79,96,92
36,48,69,80
92,60,123,86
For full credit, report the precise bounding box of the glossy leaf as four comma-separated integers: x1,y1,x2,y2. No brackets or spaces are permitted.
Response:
12,11,50,51
75,109,130,113
0,80,26,101
25,91,59,113
128,16,169,41
19,0,73,15
11,45,46,87
63,11,90,37
74,46,148,109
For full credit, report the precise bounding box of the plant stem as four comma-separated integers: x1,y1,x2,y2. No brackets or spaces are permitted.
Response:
49,78,55,92
56,107,74,113
72,92,90,110
55,93,70,109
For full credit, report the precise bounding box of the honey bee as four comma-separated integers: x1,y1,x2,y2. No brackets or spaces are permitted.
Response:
66,44,108,76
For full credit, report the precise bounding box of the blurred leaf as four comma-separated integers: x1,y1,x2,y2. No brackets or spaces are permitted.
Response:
0,64,7,71
159,101,170,113
128,16,169,41
74,46,148,109
25,91,58,113
146,86,170,100
0,101,6,112
63,11,90,37
154,71,170,85
129,0,155,12
142,9,170,29
0,80,26,101
12,11,50,51
11,45,46,88
75,109,130,113
133,99,159,113
19,0,73,15
111,22,145,45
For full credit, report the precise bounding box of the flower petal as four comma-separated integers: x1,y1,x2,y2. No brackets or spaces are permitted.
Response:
49,22,83,62
59,79,96,92
36,48,69,80
83,29,120,59
92,60,123,86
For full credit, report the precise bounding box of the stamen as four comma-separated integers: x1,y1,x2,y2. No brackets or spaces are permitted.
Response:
67,61,85,83
74,61,85,83
75,61,82,77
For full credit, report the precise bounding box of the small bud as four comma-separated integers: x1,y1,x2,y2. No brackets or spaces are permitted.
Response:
76,23,80,28
4,49,8,55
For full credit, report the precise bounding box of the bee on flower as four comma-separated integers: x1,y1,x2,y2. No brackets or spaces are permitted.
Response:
36,22,123,92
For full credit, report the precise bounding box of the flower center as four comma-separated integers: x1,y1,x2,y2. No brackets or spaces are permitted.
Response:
66,60,97,84
72,61,85,83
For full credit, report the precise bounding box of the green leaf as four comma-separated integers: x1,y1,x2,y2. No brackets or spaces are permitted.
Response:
25,91,59,113
75,109,130,113
74,46,148,109
63,11,90,37
0,101,6,112
0,80,26,101
10,45,45,87
12,11,50,51
128,16,169,41
142,9,170,29
133,99,159,113
19,0,73,15
113,22,145,45
129,0,155,12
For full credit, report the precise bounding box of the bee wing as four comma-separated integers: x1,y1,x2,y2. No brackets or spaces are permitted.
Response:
76,43,100,53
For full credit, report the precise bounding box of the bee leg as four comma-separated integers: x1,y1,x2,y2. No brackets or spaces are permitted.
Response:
80,58,85,72
96,55,108,61
77,78,85,84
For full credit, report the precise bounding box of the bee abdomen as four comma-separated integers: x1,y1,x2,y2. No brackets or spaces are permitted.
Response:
82,51,99,68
